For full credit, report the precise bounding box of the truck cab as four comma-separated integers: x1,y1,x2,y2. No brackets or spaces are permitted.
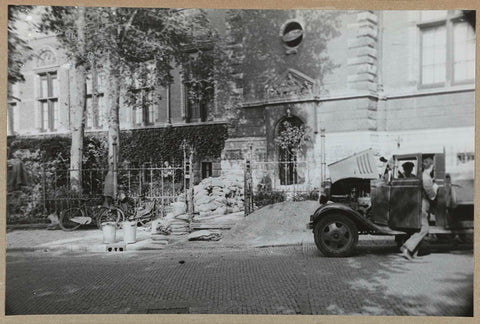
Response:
308,150,474,257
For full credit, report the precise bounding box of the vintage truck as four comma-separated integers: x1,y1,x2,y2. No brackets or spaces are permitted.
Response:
307,149,474,257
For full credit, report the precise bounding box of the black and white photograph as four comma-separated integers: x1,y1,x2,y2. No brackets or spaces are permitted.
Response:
5,4,475,318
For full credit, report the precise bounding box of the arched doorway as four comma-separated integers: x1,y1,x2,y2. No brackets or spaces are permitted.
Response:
275,115,304,185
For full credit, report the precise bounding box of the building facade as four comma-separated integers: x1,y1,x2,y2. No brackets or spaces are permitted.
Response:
7,9,475,187
219,10,475,189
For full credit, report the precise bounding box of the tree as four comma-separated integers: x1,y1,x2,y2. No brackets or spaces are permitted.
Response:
8,6,33,90
40,6,222,196
94,7,218,196
39,6,89,191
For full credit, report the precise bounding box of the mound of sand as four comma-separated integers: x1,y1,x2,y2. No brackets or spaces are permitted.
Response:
221,200,319,247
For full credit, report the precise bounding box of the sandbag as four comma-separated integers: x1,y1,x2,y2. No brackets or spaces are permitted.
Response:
175,213,190,221
196,202,217,212
171,202,187,217
195,195,212,205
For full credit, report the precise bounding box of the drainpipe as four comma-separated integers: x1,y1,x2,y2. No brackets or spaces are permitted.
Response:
166,83,171,125
67,67,71,128
320,128,326,184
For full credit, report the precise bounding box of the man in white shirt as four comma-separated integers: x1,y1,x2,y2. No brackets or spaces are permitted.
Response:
400,157,438,260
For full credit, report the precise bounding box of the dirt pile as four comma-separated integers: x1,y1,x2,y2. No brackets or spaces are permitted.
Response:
221,200,319,247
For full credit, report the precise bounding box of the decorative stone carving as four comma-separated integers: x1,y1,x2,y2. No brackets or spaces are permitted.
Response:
265,68,314,99
37,49,57,67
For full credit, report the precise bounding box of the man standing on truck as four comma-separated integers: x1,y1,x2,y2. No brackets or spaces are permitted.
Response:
400,156,438,260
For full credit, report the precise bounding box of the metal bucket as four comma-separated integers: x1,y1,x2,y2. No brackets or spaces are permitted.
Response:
101,222,117,244
122,221,137,244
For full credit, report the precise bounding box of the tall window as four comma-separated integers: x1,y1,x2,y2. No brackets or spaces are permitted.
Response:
421,25,447,85
183,48,214,123
7,83,20,135
86,73,105,129
453,22,475,82
276,116,304,185
201,162,212,179
38,71,58,132
132,88,155,126
7,102,19,136
419,11,476,87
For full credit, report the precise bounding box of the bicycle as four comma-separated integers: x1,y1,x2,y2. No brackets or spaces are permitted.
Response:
59,198,125,231
128,198,157,226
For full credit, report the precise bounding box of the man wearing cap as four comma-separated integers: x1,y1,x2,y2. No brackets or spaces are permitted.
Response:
400,156,438,260
399,161,416,178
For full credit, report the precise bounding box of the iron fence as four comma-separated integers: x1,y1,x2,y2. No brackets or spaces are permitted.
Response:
43,162,188,216
244,159,321,215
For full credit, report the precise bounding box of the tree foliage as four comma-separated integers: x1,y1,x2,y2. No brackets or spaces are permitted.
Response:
274,121,311,156
228,9,341,101
8,5,33,85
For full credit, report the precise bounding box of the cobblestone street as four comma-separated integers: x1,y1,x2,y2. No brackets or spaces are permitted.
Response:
6,243,473,316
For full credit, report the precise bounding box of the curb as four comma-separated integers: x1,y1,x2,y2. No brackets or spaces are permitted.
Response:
7,224,50,231
7,241,170,253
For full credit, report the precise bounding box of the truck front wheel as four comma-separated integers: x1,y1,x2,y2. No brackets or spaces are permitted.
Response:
314,214,358,257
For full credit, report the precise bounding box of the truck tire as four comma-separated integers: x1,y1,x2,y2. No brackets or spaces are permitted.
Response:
314,213,358,257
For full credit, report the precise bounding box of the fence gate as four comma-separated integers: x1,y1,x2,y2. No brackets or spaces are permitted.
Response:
243,159,320,215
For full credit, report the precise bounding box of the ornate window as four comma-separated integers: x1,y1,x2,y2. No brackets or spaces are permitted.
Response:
280,20,304,54
38,71,58,132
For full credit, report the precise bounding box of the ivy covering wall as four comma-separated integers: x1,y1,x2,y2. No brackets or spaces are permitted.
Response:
7,123,229,166
119,124,228,163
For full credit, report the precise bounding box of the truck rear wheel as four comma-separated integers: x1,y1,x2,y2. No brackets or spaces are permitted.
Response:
314,214,358,257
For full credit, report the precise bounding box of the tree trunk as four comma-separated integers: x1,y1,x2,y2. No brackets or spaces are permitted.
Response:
69,7,87,192
91,60,99,128
105,53,121,199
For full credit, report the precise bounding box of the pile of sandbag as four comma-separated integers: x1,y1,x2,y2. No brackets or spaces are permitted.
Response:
165,202,190,235
163,176,244,235
192,176,244,218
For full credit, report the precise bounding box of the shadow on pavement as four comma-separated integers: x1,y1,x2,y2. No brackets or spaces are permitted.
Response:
303,242,473,316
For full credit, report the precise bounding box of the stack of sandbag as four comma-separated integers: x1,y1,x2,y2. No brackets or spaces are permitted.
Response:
150,219,171,246
169,219,190,235
165,201,190,235
193,176,244,218
187,230,223,241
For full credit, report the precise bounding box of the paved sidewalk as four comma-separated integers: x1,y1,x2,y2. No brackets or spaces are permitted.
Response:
6,227,176,253
6,226,397,253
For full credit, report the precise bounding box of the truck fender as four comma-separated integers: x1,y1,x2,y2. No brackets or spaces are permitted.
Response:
311,203,373,231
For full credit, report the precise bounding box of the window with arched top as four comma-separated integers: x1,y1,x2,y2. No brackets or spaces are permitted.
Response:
275,116,304,185
37,49,57,67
